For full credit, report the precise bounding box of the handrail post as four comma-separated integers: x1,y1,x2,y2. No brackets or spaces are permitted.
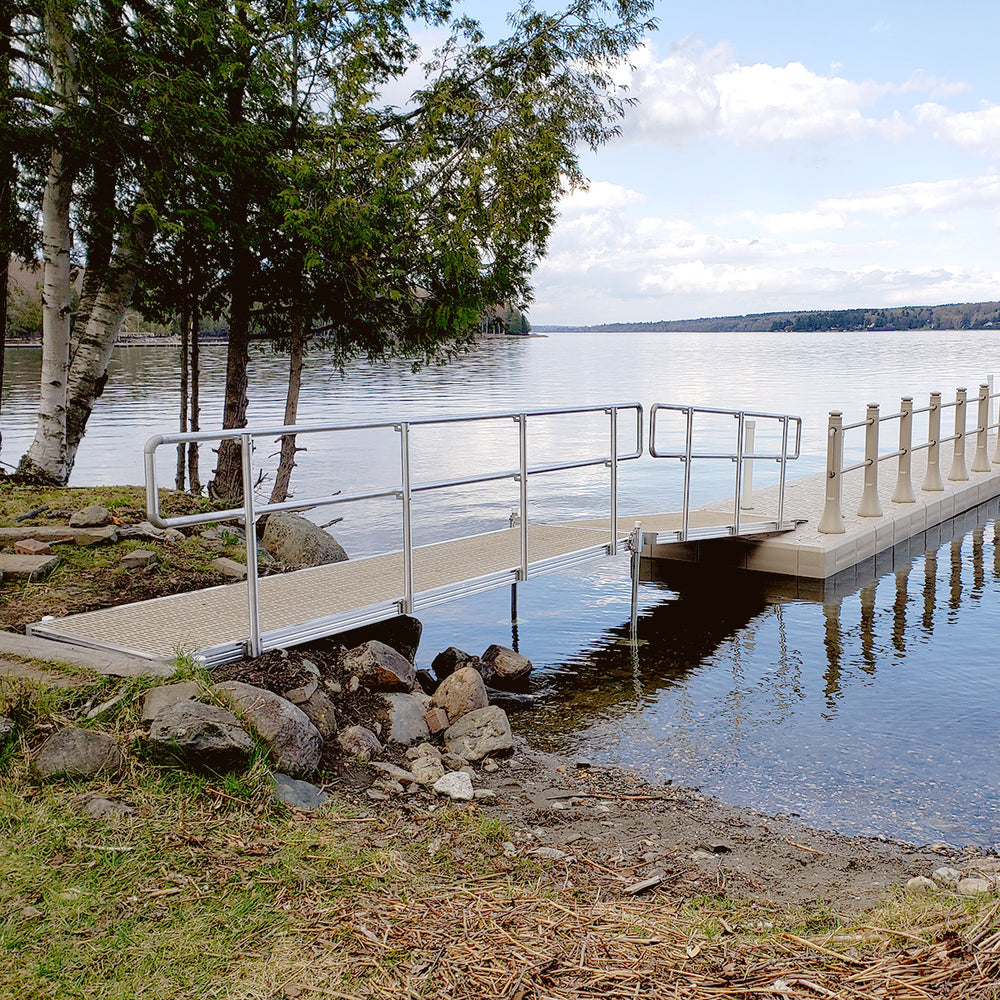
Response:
922,392,944,491
740,419,755,510
397,422,414,614
680,407,694,541
972,383,991,472
518,413,528,578
608,407,618,555
858,403,882,517
818,410,846,533
892,396,915,503
991,375,1000,465
948,387,969,481
240,432,262,657
776,417,789,526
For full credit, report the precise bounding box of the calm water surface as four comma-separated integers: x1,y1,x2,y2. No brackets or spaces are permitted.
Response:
4,330,1000,847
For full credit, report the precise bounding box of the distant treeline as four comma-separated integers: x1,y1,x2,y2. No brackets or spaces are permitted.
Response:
536,301,1000,334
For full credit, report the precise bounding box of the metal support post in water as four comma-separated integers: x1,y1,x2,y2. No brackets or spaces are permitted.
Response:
948,387,969,481
923,392,944,491
740,419,756,510
629,520,644,635
397,422,414,614
858,403,882,517
680,407,694,541
240,433,262,657
892,396,915,503
818,411,846,533
972,383,991,472
517,414,529,578
608,407,619,555
510,583,519,652
731,411,745,535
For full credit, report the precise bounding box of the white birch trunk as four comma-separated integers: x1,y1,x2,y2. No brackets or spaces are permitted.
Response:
18,2,77,483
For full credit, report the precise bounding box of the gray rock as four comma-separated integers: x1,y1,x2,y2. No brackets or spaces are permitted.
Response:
430,666,488,723
0,715,14,743
212,681,322,777
906,876,938,894
261,513,348,568
375,692,431,746
71,793,136,819
283,676,318,704
481,644,532,691
73,525,119,546
932,866,962,889
69,505,112,528
210,557,248,580
30,725,124,780
443,706,514,762
141,681,203,723
299,688,338,739
433,771,475,801
958,877,994,896
372,761,415,784
343,640,417,692
329,616,423,662
337,725,383,761
431,647,481,681
148,701,254,773
271,772,329,810
410,756,445,785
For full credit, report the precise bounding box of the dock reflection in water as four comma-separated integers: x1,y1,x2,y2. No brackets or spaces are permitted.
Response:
518,498,1000,848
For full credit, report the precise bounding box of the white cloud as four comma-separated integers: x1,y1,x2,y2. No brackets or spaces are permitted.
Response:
559,181,646,214
914,101,1000,153
818,174,1000,218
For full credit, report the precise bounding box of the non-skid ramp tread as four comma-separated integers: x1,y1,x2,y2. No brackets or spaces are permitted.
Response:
28,523,618,660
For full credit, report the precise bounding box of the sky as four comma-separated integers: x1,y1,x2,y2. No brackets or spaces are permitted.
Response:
447,1,1000,326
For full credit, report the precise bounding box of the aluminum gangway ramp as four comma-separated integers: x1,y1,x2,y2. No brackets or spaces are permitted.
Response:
26,402,802,665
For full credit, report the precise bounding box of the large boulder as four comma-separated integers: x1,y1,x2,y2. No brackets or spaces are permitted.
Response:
141,680,203,722
261,513,348,568
343,640,417,692
375,692,431,746
212,681,322,777
329,616,423,662
30,725,124,780
147,701,254,774
431,647,482,682
443,706,514,762
480,645,532,691
429,666,488,724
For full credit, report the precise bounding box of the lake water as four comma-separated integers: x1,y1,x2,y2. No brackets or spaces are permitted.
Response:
4,329,1000,847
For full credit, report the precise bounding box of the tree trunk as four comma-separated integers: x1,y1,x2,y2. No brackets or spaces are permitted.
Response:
17,1,77,483
269,318,308,505
62,203,156,473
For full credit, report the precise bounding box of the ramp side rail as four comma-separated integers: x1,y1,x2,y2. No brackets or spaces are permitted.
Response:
144,403,644,656
819,382,1000,533
648,404,803,540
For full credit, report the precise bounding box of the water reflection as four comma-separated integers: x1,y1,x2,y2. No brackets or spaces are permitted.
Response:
519,498,1000,846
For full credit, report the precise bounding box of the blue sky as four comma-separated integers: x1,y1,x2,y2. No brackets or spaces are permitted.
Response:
447,1,1000,325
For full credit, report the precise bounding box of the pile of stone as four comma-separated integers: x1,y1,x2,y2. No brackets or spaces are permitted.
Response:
907,862,1000,897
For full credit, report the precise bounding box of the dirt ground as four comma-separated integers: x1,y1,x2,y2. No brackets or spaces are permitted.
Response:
217,643,985,915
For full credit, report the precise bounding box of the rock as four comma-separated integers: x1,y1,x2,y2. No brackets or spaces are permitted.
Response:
433,771,474,801
423,707,450,735
410,756,446,785
271,772,329,810
148,701,254,773
530,846,569,861
283,675,318,704
121,548,157,569
372,761,415,784
473,788,497,802
210,557,247,580
212,681,322,777
932,866,962,889
342,640,417,692
441,751,470,771
958,877,994,896
0,715,14,743
337,725,383,761
480,644,532,691
73,525,119,546
0,552,59,581
415,669,438,695
906,876,938,894
299,689,338,739
430,666,488,723
406,742,441,761
69,504,112,528
14,538,52,556
71,793,136,819
443,706,514,762
141,681,202,722
375,692,431,745
260,513,348,568
329,616,423,662
30,725,124,780
431,647,482,681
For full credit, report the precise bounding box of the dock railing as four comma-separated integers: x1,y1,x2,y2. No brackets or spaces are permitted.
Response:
648,404,803,540
818,383,1000,534
144,403,643,656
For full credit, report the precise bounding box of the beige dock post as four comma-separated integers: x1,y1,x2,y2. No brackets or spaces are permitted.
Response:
858,403,883,517
740,420,756,510
922,392,944,491
973,383,991,472
818,411,846,533
948,387,969,481
992,375,1000,465
892,396,915,503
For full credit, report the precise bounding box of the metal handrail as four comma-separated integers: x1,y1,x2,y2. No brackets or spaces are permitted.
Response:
144,402,644,656
818,382,1000,533
648,404,803,540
